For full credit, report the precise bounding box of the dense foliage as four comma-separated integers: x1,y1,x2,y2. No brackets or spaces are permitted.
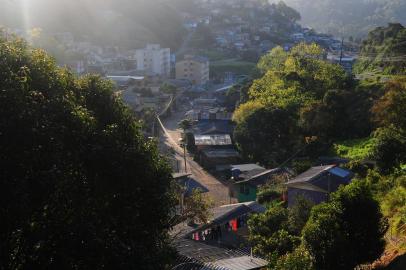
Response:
233,43,372,167
0,36,175,269
302,180,387,270
250,181,387,270
355,23,406,75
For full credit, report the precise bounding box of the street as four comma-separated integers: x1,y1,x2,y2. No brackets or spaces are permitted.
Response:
158,110,233,206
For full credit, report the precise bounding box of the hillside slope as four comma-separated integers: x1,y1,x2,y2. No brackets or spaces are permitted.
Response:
354,23,406,75
275,0,406,38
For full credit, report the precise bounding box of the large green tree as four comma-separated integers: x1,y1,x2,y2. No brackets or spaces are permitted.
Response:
302,180,387,270
0,35,175,269
234,43,359,166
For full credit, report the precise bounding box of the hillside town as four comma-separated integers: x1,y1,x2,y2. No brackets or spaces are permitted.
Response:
0,1,366,269
1,1,405,270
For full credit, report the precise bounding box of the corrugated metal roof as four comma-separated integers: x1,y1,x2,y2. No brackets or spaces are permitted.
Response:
210,256,268,270
231,164,265,172
235,168,286,186
202,148,240,158
195,134,232,146
286,165,336,185
174,238,268,270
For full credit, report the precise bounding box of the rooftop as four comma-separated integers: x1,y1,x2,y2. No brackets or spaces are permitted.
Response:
231,164,265,172
235,168,287,186
202,148,240,159
174,238,268,270
286,165,337,185
195,134,233,146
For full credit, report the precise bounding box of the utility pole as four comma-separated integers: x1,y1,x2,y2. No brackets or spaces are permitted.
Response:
339,37,344,65
183,142,188,173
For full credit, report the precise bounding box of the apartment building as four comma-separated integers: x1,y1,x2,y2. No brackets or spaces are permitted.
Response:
176,55,210,85
136,44,171,77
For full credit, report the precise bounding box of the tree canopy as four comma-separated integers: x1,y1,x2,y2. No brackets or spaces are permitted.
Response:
302,181,387,270
0,35,175,269
233,43,367,166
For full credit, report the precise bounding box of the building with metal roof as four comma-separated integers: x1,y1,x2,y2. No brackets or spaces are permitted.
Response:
233,168,290,203
195,134,233,146
174,238,268,270
199,148,241,169
286,165,354,207
171,202,268,270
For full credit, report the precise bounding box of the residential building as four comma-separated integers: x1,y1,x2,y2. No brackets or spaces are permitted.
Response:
136,44,171,77
172,202,269,268
173,199,269,270
233,168,289,203
286,165,354,207
199,148,241,169
176,55,210,85
194,134,233,151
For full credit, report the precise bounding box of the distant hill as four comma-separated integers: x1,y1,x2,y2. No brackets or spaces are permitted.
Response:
354,23,406,75
0,0,186,49
273,0,406,38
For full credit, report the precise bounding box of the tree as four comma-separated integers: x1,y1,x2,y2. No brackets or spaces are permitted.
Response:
275,246,315,270
372,78,406,130
0,35,175,269
302,180,387,270
372,126,406,174
181,189,213,225
287,196,314,235
248,205,300,265
234,107,300,166
178,119,193,132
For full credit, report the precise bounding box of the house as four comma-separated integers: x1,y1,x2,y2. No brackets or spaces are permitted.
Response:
199,148,241,169
194,134,233,151
233,168,289,203
192,120,234,135
230,164,266,179
173,201,266,248
187,109,233,121
176,55,210,85
286,165,354,207
174,238,268,270
136,44,171,77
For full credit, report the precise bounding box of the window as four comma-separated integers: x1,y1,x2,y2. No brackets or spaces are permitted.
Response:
240,185,249,195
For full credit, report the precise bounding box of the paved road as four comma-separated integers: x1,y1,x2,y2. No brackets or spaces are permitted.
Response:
158,110,233,206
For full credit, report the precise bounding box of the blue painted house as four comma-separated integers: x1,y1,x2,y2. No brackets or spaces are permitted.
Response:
286,165,353,207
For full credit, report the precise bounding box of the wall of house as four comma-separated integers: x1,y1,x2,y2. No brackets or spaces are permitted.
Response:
287,187,329,207
236,184,257,203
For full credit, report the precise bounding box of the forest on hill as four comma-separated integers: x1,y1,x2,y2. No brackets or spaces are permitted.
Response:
275,0,406,38
0,0,186,49
355,23,406,75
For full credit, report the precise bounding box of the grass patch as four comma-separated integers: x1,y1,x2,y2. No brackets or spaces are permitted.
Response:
332,137,376,160
199,49,230,61
211,59,257,76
